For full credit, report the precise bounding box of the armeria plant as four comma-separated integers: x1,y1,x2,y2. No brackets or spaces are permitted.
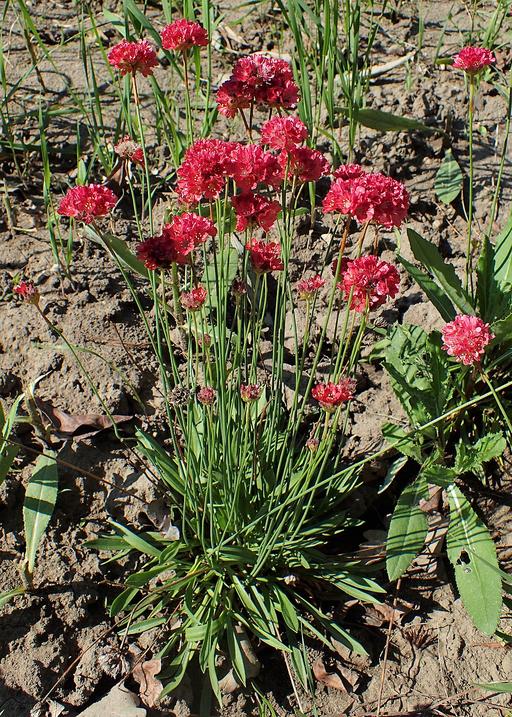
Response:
36,17,414,706
380,47,512,637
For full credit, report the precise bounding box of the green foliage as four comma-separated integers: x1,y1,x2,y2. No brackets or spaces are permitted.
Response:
386,475,429,581
22,451,58,578
434,149,463,204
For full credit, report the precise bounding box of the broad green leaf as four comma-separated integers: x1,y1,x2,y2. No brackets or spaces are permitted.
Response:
0,445,18,486
434,150,463,204
202,246,240,309
446,485,502,635
23,452,58,575
398,254,456,321
476,236,506,322
124,616,167,634
386,475,429,581
382,422,423,462
84,227,149,279
476,682,512,693
421,463,458,487
110,587,139,617
455,432,506,474
273,586,299,632
494,210,512,285
354,108,437,134
407,229,474,315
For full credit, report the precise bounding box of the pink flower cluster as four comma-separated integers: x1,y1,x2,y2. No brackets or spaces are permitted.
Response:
441,315,494,366
107,39,159,77
245,239,284,274
337,255,400,312
297,275,325,300
58,184,118,224
231,192,281,233
13,280,39,305
137,213,216,269
311,379,356,412
240,383,263,402
161,19,209,52
323,165,409,229
176,139,235,204
216,54,299,117
453,46,495,74
180,285,207,311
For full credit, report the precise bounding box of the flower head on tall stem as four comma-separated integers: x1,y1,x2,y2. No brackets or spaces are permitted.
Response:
197,386,216,405
246,238,284,274
58,184,118,224
160,19,209,51
240,384,263,402
453,46,495,75
176,139,235,204
227,144,283,192
114,136,145,167
180,286,207,311
231,192,281,233
311,379,356,412
280,147,330,183
136,213,216,269
338,255,400,312
107,39,158,76
441,315,494,366
260,116,308,151
13,280,39,305
296,275,326,301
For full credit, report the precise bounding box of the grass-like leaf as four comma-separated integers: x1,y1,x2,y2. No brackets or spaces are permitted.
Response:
494,210,512,286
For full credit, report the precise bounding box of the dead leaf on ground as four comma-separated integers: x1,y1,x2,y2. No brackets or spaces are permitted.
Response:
35,398,132,440
219,625,261,694
133,658,163,709
312,657,360,693
364,599,414,627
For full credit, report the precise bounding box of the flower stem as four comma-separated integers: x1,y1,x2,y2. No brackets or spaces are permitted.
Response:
465,77,475,295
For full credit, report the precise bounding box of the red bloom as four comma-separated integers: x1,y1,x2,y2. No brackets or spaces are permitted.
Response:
281,147,330,183
232,279,247,298
260,116,308,151
180,285,207,311
176,139,235,204
161,19,209,51
323,172,409,229
197,386,216,405
240,383,262,402
311,378,356,412
137,213,216,269
297,274,326,300
333,163,364,180
246,238,284,273
216,79,253,118
217,54,299,115
114,136,144,167
441,315,494,366
13,280,39,305
227,144,283,192
58,184,117,224
453,46,495,74
107,39,158,77
231,192,281,233
338,255,400,312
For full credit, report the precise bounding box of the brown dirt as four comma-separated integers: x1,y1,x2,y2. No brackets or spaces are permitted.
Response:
1,0,512,716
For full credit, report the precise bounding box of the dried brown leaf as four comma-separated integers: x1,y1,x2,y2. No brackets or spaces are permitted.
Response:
35,398,132,440
365,599,414,627
312,658,359,693
133,658,163,708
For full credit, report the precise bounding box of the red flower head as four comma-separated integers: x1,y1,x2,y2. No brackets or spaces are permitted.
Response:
114,136,145,167
228,54,299,110
453,46,495,74
216,79,253,118
338,255,400,312
240,383,263,402
176,139,235,204
180,285,207,311
323,172,409,229
260,116,308,151
441,315,494,366
58,184,117,224
227,144,283,192
161,19,209,51
296,274,326,300
107,39,158,77
13,280,39,305
333,163,364,180
232,279,247,299
311,378,356,412
231,192,281,233
137,213,216,269
281,147,330,183
246,238,284,274
197,386,216,405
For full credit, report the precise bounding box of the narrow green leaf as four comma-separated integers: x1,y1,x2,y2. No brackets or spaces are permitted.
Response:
110,587,139,617
226,617,247,686
124,616,167,634
110,520,162,558
0,445,18,486
407,229,474,315
397,254,456,321
386,475,429,581
0,586,26,609
23,452,58,574
476,682,512,693
434,150,463,204
273,586,299,632
84,227,149,279
446,485,502,635
494,210,512,285
354,108,437,134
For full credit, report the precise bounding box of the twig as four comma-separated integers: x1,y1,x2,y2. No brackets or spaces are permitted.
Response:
376,578,402,717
